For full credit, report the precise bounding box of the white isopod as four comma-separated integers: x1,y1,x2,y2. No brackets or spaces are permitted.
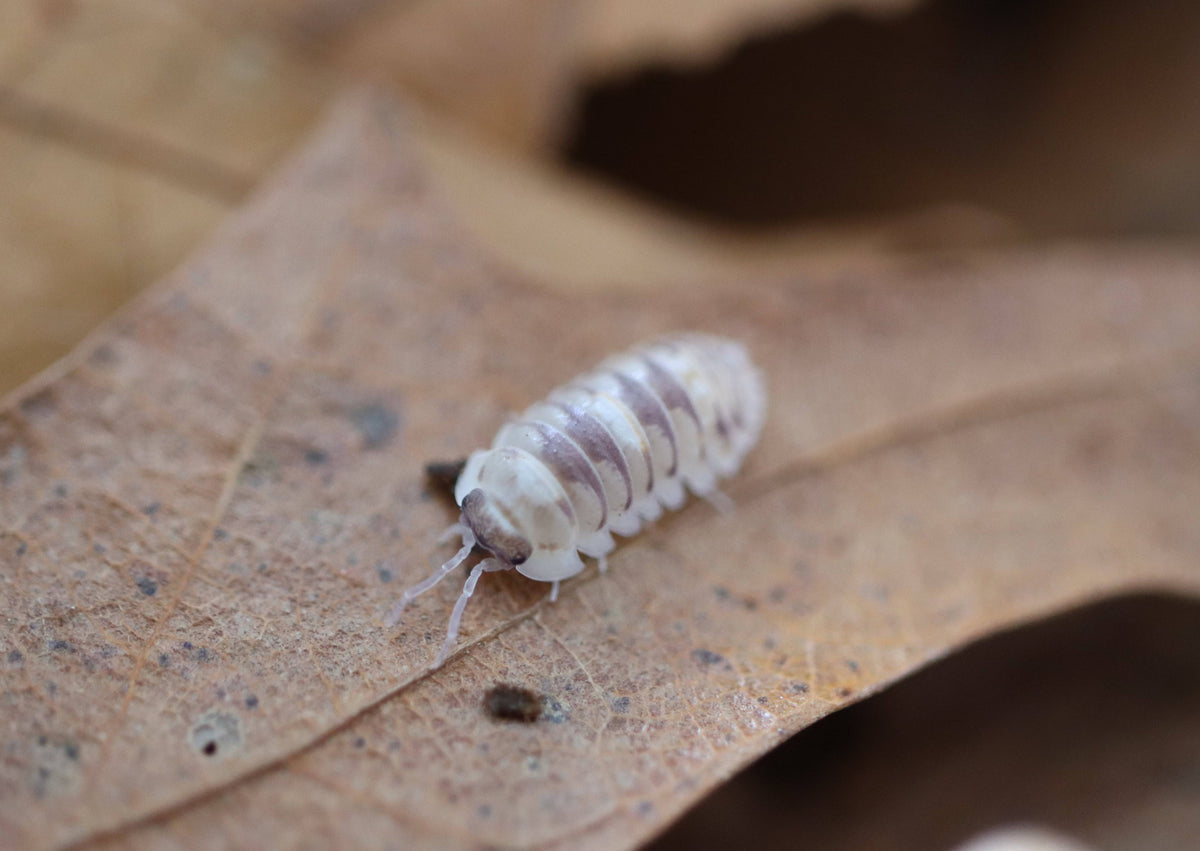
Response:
388,333,766,667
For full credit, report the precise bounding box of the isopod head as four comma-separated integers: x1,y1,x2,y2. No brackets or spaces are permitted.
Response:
455,446,586,582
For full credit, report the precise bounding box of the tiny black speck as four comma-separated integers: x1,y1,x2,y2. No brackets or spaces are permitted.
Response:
484,684,542,722
158,654,170,667
8,649,23,664
354,737,366,748
49,640,72,652
304,448,329,466
376,565,393,583
245,695,259,709
135,576,158,596
757,696,769,705
64,742,80,760
182,641,194,651
837,687,854,698
202,741,218,756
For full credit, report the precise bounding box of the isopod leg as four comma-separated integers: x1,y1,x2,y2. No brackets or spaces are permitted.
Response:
384,523,477,627
549,580,560,602
597,554,608,574
435,558,508,667
437,521,470,545
702,488,735,515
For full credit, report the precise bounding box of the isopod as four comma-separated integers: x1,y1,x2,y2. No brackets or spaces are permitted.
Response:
388,333,766,666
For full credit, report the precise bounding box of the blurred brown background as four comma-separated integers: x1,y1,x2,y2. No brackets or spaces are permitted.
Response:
3,1,1199,847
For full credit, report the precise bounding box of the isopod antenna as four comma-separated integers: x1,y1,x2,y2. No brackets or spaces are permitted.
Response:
385,521,476,628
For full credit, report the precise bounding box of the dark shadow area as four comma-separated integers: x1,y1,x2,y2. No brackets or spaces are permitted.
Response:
565,0,1200,238
651,593,1200,850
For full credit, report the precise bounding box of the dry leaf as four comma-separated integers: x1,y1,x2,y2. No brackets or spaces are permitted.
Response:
2,90,1200,850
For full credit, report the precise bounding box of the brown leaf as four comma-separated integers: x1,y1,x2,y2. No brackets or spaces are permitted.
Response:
2,90,1199,849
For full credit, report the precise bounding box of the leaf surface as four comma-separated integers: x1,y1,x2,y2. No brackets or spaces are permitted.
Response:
2,91,1200,849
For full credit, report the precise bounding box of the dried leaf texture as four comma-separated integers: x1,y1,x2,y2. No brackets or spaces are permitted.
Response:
2,91,1200,850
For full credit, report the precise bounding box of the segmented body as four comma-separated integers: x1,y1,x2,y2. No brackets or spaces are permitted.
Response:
388,333,766,667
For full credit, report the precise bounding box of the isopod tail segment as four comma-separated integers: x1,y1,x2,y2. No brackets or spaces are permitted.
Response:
388,333,767,670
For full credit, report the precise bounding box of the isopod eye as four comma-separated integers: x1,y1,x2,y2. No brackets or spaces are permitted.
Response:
509,553,527,566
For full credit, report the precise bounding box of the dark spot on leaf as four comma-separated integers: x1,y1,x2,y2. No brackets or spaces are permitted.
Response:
49,640,73,653
182,641,194,650
195,647,213,663
158,654,169,667
8,649,23,664
135,576,158,597
424,458,467,497
691,648,732,670
838,687,854,698
539,695,570,724
350,402,400,449
376,565,393,583
611,696,631,713
790,682,810,694
846,659,860,672
53,483,68,498
92,543,105,554
244,694,259,709
484,684,543,722
19,389,56,419
142,501,161,516
758,696,769,705
354,737,366,748
15,542,27,556
304,448,329,466
189,710,242,758
213,528,228,541
64,742,79,760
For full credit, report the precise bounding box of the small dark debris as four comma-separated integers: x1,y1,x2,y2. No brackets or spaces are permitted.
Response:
213,528,228,541
350,402,400,450
182,641,194,650
189,710,242,758
64,742,80,761
49,640,73,653
158,654,170,667
691,648,732,670
195,647,213,663
539,695,570,724
424,458,466,496
304,448,329,466
354,736,366,749
244,694,259,709
757,696,769,705
15,542,27,556
484,684,543,723
611,696,631,714
135,576,158,597
837,687,854,699
92,543,106,554
790,682,810,694
202,741,218,756
8,649,23,664
142,501,161,516
846,659,860,672
376,565,393,583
